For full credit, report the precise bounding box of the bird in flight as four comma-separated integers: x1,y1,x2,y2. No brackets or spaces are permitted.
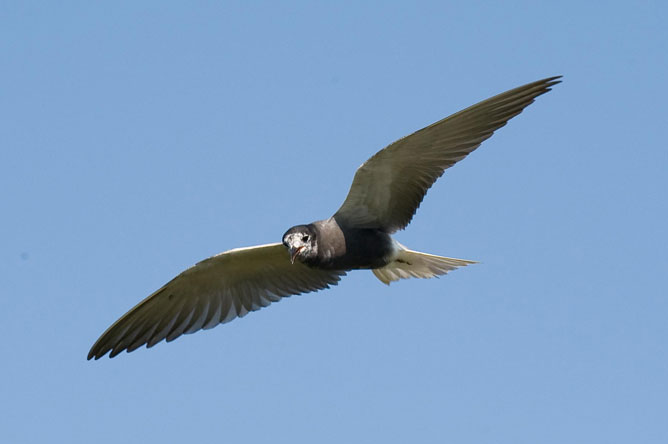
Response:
88,76,561,359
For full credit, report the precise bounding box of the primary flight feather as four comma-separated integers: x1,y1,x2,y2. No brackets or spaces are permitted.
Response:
88,76,561,359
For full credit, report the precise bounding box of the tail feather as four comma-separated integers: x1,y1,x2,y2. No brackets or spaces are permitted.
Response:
372,249,476,285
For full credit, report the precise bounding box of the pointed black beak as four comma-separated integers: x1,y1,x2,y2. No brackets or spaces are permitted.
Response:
289,246,303,264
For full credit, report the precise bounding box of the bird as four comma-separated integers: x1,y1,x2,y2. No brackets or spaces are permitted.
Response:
88,76,561,359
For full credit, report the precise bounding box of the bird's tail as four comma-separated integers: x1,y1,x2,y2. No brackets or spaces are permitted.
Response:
372,247,476,285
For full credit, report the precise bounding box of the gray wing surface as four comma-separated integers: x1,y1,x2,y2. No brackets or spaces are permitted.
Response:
88,243,346,359
334,76,561,233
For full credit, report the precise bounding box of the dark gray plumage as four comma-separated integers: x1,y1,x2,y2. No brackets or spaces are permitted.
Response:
88,76,561,359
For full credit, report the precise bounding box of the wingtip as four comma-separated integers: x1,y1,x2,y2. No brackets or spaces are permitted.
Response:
87,348,104,360
542,75,563,88
87,345,98,360
87,351,104,361
87,342,116,360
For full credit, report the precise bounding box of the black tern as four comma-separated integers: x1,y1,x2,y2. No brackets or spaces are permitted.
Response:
88,76,561,359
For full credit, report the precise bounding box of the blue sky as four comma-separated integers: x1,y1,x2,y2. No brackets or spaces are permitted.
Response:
2,1,667,443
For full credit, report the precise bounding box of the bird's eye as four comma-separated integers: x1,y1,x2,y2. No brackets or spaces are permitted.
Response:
302,234,310,242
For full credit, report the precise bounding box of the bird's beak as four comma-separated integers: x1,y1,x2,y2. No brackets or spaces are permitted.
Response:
289,246,304,264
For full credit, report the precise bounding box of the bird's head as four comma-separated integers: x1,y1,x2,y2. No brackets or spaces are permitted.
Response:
282,224,317,264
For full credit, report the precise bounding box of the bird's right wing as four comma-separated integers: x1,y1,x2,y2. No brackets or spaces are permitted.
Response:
88,243,346,359
334,76,561,233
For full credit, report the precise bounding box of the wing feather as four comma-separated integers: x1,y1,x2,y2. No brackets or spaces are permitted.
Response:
334,76,561,232
88,243,346,359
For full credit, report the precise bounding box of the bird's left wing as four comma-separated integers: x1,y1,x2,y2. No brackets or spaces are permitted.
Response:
88,243,346,359
334,76,561,233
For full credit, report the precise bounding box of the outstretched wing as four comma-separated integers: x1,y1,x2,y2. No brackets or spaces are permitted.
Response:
88,243,346,359
334,76,561,233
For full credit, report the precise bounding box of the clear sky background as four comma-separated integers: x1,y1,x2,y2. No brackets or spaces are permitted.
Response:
2,1,666,443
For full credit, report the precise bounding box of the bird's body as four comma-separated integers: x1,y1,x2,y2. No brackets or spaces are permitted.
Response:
286,219,395,270
88,76,561,359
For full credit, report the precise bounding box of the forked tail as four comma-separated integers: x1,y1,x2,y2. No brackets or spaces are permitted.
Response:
372,247,476,285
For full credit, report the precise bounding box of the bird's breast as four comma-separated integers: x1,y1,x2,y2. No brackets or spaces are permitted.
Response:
310,219,394,270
